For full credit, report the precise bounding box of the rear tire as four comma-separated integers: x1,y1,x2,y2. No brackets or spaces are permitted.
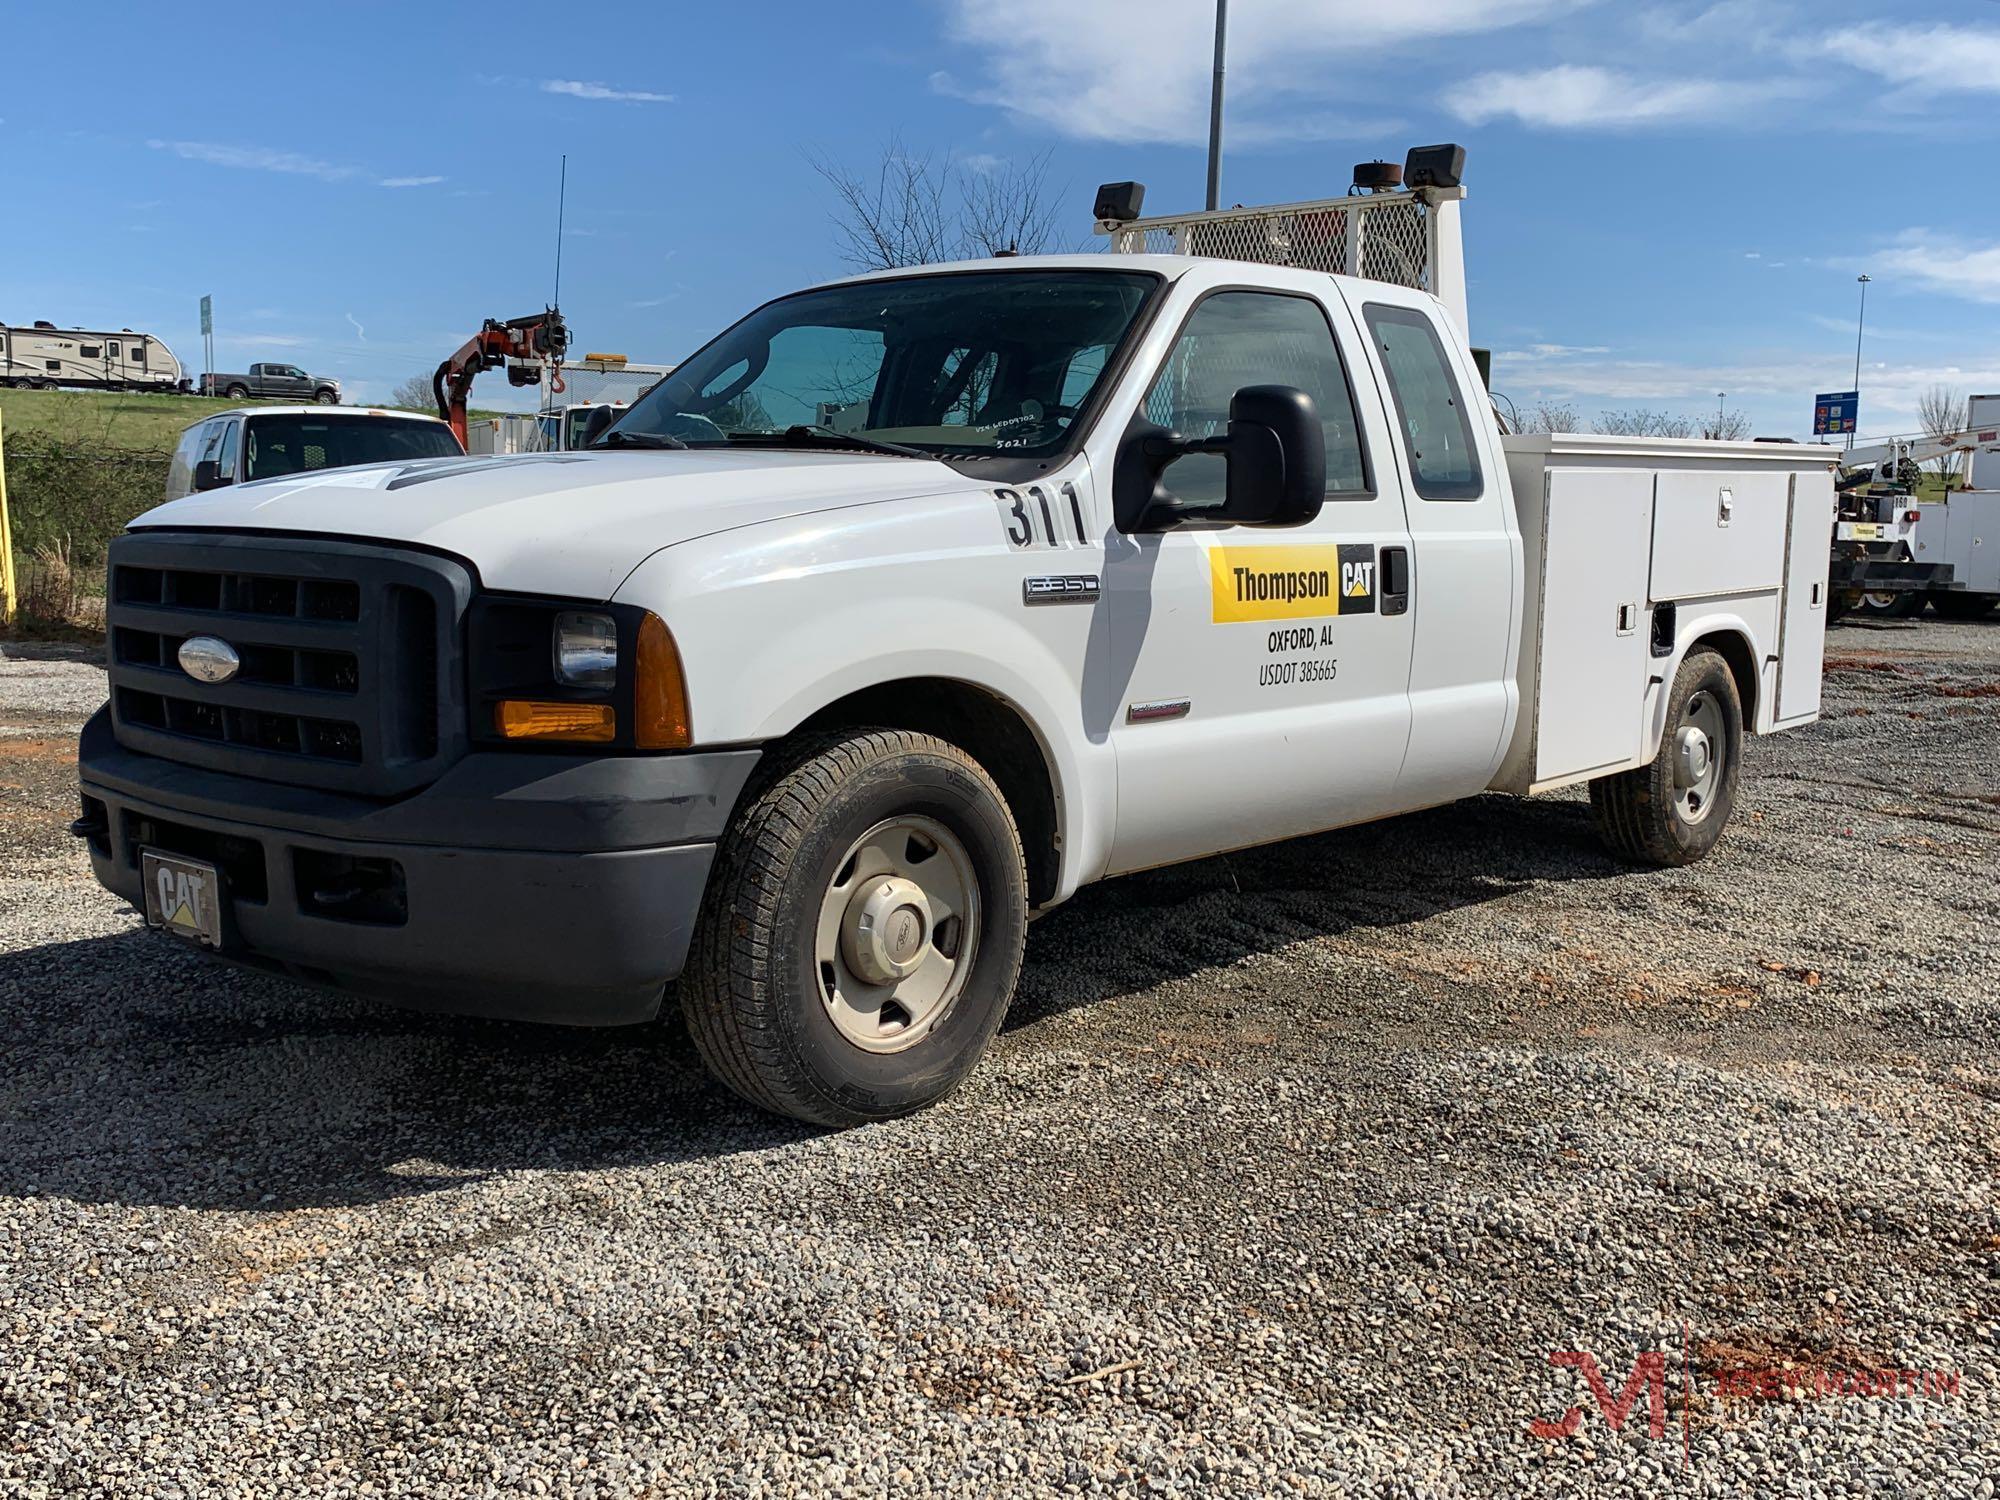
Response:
225,384,249,399
1930,591,1999,621
1859,590,1925,619
1590,647,1743,867
681,729,1028,1127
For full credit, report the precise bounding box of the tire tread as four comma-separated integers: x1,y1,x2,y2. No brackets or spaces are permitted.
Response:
681,729,1023,1125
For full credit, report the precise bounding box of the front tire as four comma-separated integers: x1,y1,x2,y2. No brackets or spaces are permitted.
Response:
1590,647,1743,867
682,729,1028,1126
314,388,338,405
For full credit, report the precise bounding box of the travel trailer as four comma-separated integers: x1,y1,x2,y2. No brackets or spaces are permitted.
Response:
1,322,184,391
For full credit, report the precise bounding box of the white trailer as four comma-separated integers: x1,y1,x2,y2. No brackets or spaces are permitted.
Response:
82,145,1837,1126
1,321,184,391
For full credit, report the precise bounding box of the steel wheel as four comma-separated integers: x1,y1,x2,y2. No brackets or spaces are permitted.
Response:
814,814,981,1055
1671,689,1726,824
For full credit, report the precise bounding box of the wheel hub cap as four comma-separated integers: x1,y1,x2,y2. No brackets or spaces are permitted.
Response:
1671,690,1726,824
814,815,981,1055
1675,726,1712,788
842,876,933,984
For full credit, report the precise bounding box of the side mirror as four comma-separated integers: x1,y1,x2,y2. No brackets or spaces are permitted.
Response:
1115,384,1325,532
1220,385,1326,526
581,406,619,447
192,459,227,492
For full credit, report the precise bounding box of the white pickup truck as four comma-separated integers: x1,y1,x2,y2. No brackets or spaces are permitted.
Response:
77,148,1837,1125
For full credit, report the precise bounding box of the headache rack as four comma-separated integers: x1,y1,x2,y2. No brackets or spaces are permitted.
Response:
1094,146,1469,338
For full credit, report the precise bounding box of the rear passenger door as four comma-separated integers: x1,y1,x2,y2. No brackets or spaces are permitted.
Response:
1104,283,1417,875
1346,290,1519,803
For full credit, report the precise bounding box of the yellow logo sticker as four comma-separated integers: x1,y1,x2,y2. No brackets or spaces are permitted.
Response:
1210,544,1375,623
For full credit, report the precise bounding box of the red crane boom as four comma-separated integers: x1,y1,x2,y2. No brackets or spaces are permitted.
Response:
432,309,570,448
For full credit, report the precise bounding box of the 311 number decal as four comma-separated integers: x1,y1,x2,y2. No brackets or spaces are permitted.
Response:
997,483,1089,549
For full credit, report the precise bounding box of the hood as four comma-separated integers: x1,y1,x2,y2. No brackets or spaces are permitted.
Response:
128,449,967,598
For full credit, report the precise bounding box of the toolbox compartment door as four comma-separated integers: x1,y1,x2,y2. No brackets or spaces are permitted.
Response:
1650,470,1789,599
1533,468,1654,783
1776,474,1830,725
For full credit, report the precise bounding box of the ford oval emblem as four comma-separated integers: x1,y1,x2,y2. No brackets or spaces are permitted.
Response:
177,635,241,685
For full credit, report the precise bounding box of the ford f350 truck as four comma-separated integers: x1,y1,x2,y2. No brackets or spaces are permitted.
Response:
77,148,1838,1125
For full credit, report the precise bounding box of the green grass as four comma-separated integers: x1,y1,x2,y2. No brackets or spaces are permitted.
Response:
0,387,244,455
0,387,494,457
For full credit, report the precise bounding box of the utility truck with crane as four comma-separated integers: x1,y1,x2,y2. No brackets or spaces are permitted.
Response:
1834,408,2000,620
77,146,1838,1126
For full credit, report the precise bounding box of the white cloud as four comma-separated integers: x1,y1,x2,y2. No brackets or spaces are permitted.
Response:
1494,342,2000,439
1450,65,1728,128
541,79,674,103
344,313,368,343
935,0,1581,145
1814,22,2000,94
149,139,443,189
150,139,358,181
1872,230,2000,306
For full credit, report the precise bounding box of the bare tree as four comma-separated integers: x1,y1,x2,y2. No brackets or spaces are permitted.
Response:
1917,383,1969,480
809,137,1062,272
960,152,1061,260
390,372,437,411
1595,408,1696,438
1700,408,1753,441
1511,398,1579,434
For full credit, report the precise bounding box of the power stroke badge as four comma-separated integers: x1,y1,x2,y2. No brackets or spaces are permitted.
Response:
1209,544,1377,623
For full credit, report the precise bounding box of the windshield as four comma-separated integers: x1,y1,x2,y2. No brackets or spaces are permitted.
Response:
608,269,1159,459
244,414,461,480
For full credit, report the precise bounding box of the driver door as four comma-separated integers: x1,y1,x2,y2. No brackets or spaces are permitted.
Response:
1104,286,1416,875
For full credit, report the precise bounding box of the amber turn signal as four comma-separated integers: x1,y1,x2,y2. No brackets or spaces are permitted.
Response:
633,611,692,749
495,700,617,743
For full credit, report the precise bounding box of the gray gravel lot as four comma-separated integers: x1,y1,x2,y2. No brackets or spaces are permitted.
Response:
1,626,1996,1496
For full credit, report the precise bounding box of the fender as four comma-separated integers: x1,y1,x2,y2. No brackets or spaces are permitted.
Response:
615,497,1116,901
1643,601,1773,759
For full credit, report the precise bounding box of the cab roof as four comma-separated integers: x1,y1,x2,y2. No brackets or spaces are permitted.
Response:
179,405,450,434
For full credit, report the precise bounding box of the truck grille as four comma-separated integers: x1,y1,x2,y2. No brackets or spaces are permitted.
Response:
105,533,471,795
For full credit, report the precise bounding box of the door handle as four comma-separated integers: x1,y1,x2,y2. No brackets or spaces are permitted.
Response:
1381,546,1409,616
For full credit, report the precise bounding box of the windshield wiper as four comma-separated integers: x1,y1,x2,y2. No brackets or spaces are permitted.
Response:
728,425,928,459
593,429,687,450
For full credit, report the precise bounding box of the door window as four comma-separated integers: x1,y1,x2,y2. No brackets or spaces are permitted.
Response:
216,419,241,481
1362,304,1483,501
1141,291,1371,512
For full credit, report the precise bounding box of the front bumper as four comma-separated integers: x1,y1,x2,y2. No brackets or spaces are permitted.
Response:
77,709,759,1025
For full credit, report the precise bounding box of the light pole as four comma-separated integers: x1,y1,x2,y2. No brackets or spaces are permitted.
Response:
1717,392,1726,432
1205,0,1228,211
1851,273,1871,452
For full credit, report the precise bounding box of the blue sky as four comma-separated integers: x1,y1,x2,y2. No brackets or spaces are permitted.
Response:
5,0,1996,438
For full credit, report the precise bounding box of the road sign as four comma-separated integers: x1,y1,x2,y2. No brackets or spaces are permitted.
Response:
199,295,212,335
1814,390,1858,436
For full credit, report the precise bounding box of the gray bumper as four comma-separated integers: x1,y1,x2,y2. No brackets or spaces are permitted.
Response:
77,709,759,1025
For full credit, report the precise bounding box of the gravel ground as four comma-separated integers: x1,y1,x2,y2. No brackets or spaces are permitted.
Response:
1,625,1995,1497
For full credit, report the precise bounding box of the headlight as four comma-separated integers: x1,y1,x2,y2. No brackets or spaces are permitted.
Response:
552,610,617,688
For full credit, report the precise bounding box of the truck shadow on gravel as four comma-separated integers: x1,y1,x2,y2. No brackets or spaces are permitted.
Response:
0,795,1620,1212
